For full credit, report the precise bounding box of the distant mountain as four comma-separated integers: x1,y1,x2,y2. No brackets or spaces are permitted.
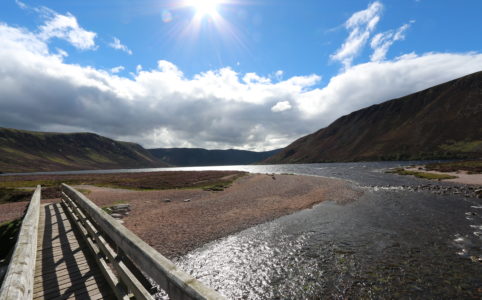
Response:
148,148,281,166
0,128,166,173
265,71,482,164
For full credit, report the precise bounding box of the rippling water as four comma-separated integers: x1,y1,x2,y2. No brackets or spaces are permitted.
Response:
170,162,482,299
7,162,481,298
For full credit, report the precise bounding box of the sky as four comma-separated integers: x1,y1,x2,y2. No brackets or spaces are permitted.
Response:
0,0,481,151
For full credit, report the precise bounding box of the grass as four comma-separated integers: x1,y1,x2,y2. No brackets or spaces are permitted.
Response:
0,218,22,261
425,160,482,174
387,168,458,180
439,140,482,153
0,188,31,205
201,174,246,192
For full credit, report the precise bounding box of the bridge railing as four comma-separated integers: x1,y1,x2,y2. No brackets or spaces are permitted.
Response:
61,183,225,300
0,185,41,300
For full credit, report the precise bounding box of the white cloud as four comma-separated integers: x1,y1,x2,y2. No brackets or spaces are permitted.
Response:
38,11,97,50
370,21,413,61
13,1,96,50
271,101,292,112
295,52,482,121
110,66,125,73
1,11,482,151
109,37,132,55
15,0,27,9
331,1,383,68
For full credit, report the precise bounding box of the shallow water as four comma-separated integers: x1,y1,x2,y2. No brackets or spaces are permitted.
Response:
169,162,482,299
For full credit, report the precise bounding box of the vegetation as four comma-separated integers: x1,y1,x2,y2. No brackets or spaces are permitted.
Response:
425,160,482,174
0,171,247,192
387,168,457,180
0,188,31,205
0,219,21,261
439,140,482,153
0,127,165,173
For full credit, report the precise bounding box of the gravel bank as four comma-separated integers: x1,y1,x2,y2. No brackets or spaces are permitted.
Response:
82,174,361,258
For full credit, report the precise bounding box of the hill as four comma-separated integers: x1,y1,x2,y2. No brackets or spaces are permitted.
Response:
148,148,281,167
0,128,166,173
265,71,482,164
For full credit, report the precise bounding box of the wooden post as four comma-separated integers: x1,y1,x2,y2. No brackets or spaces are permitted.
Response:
0,186,41,300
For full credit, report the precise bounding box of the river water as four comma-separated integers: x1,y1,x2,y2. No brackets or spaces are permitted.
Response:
167,162,482,299
6,162,481,298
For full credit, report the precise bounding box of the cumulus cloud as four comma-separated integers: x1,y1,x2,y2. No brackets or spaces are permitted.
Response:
370,21,413,61
38,12,96,50
109,37,132,55
1,4,482,151
295,52,482,120
14,1,96,50
331,1,383,68
271,101,292,112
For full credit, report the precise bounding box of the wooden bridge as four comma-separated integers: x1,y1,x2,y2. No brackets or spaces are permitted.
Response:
0,185,224,300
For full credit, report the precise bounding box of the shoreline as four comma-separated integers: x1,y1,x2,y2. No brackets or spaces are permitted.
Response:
80,173,361,258
404,166,482,185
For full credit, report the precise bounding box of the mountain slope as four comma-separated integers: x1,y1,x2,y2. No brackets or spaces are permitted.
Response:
0,128,166,173
148,148,281,166
265,71,482,164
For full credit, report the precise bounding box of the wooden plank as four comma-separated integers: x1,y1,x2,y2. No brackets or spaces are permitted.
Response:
35,255,89,275
36,246,83,260
66,287,114,300
34,262,92,281
33,202,113,300
33,280,110,300
35,267,95,288
34,273,104,297
34,273,103,295
0,186,41,300
36,250,87,263
37,241,82,252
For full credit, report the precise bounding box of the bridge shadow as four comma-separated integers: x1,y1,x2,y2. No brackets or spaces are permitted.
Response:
37,203,112,299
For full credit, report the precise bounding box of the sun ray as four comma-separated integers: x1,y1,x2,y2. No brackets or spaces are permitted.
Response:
187,0,222,18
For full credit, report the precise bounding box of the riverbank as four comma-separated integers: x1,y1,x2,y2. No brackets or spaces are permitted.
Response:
395,166,482,185
80,173,361,258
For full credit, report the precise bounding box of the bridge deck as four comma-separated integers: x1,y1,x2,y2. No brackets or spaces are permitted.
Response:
33,203,114,300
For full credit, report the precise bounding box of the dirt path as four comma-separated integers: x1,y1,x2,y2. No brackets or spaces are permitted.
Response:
81,174,361,258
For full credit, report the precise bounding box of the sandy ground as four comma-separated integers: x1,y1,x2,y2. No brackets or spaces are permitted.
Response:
76,174,361,258
406,167,482,185
0,199,60,224
0,202,29,224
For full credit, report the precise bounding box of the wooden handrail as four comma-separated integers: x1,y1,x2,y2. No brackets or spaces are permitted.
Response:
61,183,225,300
0,185,41,300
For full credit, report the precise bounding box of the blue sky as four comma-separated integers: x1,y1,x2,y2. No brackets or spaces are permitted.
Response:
0,0,481,150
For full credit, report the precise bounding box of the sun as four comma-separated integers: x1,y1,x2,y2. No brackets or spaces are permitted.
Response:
188,0,222,18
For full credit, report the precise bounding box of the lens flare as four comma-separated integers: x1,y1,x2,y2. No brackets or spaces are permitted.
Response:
161,9,173,23
188,0,221,18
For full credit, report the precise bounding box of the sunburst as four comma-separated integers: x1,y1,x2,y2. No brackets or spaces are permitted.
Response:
187,0,222,18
